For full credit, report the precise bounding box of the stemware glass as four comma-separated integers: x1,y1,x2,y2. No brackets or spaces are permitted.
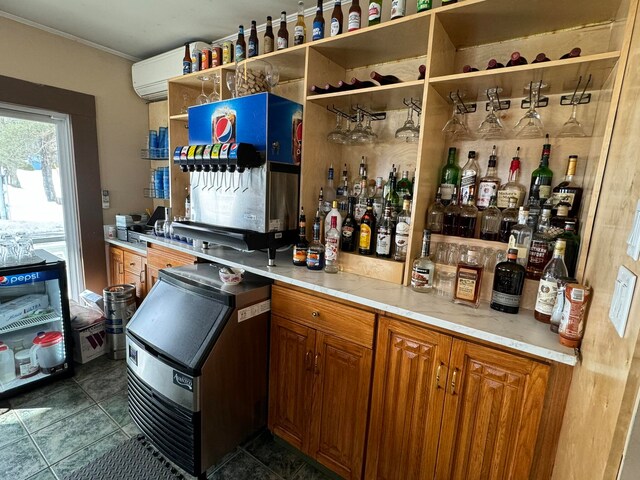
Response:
180,92,190,114
226,71,237,98
395,107,416,140
265,63,280,90
196,75,210,105
364,116,378,143
327,113,347,144
557,103,587,137
442,96,473,140
477,88,508,139
514,82,546,138
350,111,370,145
406,112,421,143
208,73,221,103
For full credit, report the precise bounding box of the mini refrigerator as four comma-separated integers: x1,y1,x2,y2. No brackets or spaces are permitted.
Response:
0,250,74,400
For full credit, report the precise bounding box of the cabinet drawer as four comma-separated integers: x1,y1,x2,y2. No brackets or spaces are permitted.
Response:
272,285,375,349
123,251,143,274
147,244,195,270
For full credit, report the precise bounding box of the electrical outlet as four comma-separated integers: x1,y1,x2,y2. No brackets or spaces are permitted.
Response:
626,199,640,261
609,266,637,338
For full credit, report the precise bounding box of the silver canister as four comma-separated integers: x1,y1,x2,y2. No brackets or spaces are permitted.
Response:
103,284,137,360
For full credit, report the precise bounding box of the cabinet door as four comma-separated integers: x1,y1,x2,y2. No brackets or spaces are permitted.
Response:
146,264,160,291
309,332,372,480
365,317,452,480
268,315,316,452
435,340,550,480
108,247,124,285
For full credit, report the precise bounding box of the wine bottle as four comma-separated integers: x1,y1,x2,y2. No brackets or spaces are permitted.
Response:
486,59,505,69
560,47,581,59
348,77,377,89
418,64,426,80
370,71,402,85
506,51,528,67
532,52,551,63
462,65,479,73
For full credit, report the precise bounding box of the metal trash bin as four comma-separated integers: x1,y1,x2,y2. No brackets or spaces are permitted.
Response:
103,284,137,360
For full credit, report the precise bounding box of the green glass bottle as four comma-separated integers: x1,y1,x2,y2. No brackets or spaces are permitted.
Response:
417,0,432,12
439,147,460,206
529,134,554,205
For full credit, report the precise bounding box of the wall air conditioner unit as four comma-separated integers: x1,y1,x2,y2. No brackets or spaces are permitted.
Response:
132,41,210,101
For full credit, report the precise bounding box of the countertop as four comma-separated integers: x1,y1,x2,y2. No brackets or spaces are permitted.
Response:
105,238,147,255
140,235,578,366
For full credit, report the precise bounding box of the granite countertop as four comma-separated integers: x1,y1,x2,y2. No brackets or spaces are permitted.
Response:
104,238,147,256
141,235,577,366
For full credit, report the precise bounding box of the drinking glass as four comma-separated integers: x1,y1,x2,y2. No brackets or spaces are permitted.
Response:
208,73,221,103
514,82,545,138
477,88,508,139
364,117,378,143
406,114,420,143
196,75,210,105
180,92,190,114
442,96,473,140
435,271,456,299
350,111,370,145
226,72,236,98
327,113,347,144
395,107,416,140
557,103,587,137
265,63,280,89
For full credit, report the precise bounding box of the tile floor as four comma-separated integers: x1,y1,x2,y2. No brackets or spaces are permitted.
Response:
0,356,336,480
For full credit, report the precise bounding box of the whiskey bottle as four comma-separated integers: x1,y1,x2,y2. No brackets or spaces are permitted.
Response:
325,215,340,273
525,207,553,280
453,247,485,308
358,199,376,255
439,147,460,206
372,176,385,220
534,239,568,323
508,206,533,266
558,221,580,278
499,197,519,243
550,155,583,218
306,215,326,270
411,229,435,293
376,207,394,258
394,197,411,262
497,147,526,208
292,206,309,266
529,134,554,205
442,187,460,236
458,193,479,238
459,150,479,206
491,248,526,314
476,146,501,210
480,195,502,241
550,203,577,231
340,197,357,252
426,189,445,234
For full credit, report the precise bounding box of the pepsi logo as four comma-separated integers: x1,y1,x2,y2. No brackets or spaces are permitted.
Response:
0,277,7,285
296,122,303,141
230,144,238,153
215,117,234,143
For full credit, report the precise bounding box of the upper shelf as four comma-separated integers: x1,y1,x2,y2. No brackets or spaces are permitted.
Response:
429,51,621,100
436,0,627,48
306,80,425,111
238,44,307,82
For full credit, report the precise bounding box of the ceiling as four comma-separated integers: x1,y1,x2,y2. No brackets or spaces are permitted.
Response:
0,0,302,61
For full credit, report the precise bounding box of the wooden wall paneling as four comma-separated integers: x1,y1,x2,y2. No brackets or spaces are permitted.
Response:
429,13,457,78
609,0,635,51
169,117,190,217
551,2,640,478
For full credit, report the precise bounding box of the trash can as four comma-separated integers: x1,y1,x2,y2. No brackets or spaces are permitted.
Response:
103,284,136,360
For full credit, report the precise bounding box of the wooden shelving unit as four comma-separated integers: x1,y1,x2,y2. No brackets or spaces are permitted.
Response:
166,0,635,288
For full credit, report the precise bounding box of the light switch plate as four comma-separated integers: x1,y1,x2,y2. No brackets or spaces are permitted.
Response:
609,266,637,338
626,200,640,261
101,190,110,209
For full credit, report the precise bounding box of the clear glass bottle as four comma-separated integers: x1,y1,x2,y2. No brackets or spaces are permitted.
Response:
439,147,460,206
443,187,460,236
292,206,308,266
453,246,485,308
316,188,326,243
324,200,343,244
459,150,479,206
426,188,445,234
323,164,336,213
508,206,533,267
480,195,502,241
550,280,567,333
525,207,553,280
458,193,478,238
294,1,307,45
306,215,325,270
355,176,369,224
376,207,394,258
497,147,526,209
372,176,385,220
411,229,435,293
534,239,568,323
163,207,172,238
394,197,411,262
490,248,526,314
476,145,501,210
325,215,340,273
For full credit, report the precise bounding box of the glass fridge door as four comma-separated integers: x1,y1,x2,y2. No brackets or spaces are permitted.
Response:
0,261,72,396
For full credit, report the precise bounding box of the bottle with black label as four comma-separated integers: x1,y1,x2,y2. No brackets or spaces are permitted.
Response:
476,146,501,210
235,25,246,62
491,248,526,314
293,207,309,266
341,197,357,252
248,21,259,58
376,207,394,258
459,150,479,207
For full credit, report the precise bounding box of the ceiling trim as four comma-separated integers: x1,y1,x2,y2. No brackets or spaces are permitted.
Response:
0,10,141,62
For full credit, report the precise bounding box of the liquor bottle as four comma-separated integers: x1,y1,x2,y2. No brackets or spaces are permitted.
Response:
426,189,445,234
486,59,505,69
499,197,519,243
384,175,401,221
550,155,583,217
506,51,528,66
372,176,385,220
491,248,526,314
248,21,259,58
323,164,337,211
370,71,402,85
396,170,412,199
439,147,460,206
453,247,484,308
353,159,366,197
550,203,576,232
277,11,289,50
530,135,554,205
442,0,458,5
294,2,307,45
394,198,411,262
390,0,406,19
376,207,394,258
560,47,581,59
508,207,533,266
330,1,344,37
476,146,501,210
558,221,580,278
443,187,460,236
325,200,343,239
460,150,479,206
480,196,502,241
293,207,309,266
532,52,551,63
368,0,383,26
307,215,326,270
337,164,350,213
550,281,567,333
235,25,246,61
411,229,435,292
355,176,369,223
382,164,396,200
348,0,362,31
264,16,275,54
497,147,526,209
313,0,325,40
182,43,192,75
316,187,326,242
341,197,357,252
418,64,426,79
534,239,568,323
417,0,432,12
525,207,553,280
325,215,340,273
458,194,479,238
462,65,479,73
359,199,376,255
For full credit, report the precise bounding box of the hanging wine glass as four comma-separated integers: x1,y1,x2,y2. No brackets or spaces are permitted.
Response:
396,106,416,140
514,81,546,139
350,110,370,145
265,62,280,90
442,93,473,140
180,92,190,114
327,113,347,144
364,116,378,143
196,75,210,105
477,88,507,139
208,73,221,102
557,103,587,137
407,112,420,143
225,71,236,98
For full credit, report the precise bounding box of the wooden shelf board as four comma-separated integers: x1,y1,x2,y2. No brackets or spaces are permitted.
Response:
306,80,426,111
310,13,431,69
431,233,509,252
429,51,620,100
169,113,188,121
169,64,234,88
436,0,625,48
238,44,307,82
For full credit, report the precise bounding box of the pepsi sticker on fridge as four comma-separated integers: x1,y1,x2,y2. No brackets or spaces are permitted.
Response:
188,93,303,165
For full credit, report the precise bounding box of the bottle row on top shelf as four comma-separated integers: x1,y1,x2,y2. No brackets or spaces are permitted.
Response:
309,67,426,95
462,48,582,73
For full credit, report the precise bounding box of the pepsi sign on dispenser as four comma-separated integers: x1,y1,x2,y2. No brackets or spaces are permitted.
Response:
188,93,303,165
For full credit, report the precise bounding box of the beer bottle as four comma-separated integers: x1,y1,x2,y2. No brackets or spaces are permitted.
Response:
294,1,306,45
248,20,259,58
277,11,289,50
368,0,383,26
182,42,191,75
417,0,432,12
390,0,406,19
330,1,344,37
235,25,246,62
348,0,361,32
264,16,275,54
312,0,325,41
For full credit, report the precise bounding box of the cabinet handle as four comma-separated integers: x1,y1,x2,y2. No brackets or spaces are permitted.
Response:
129,262,136,266
450,368,459,395
139,270,145,284
166,263,173,268
305,350,313,371
311,311,320,318
435,363,443,390
314,353,321,375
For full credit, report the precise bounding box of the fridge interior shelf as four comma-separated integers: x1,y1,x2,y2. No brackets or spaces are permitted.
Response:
0,310,61,335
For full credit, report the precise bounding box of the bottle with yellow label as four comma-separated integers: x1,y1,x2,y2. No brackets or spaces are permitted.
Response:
359,198,376,255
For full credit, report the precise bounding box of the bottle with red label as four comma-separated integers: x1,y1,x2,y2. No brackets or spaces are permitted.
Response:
348,0,361,31
368,1,383,26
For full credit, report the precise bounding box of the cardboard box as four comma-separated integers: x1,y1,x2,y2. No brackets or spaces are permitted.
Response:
72,320,106,364
0,294,49,329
